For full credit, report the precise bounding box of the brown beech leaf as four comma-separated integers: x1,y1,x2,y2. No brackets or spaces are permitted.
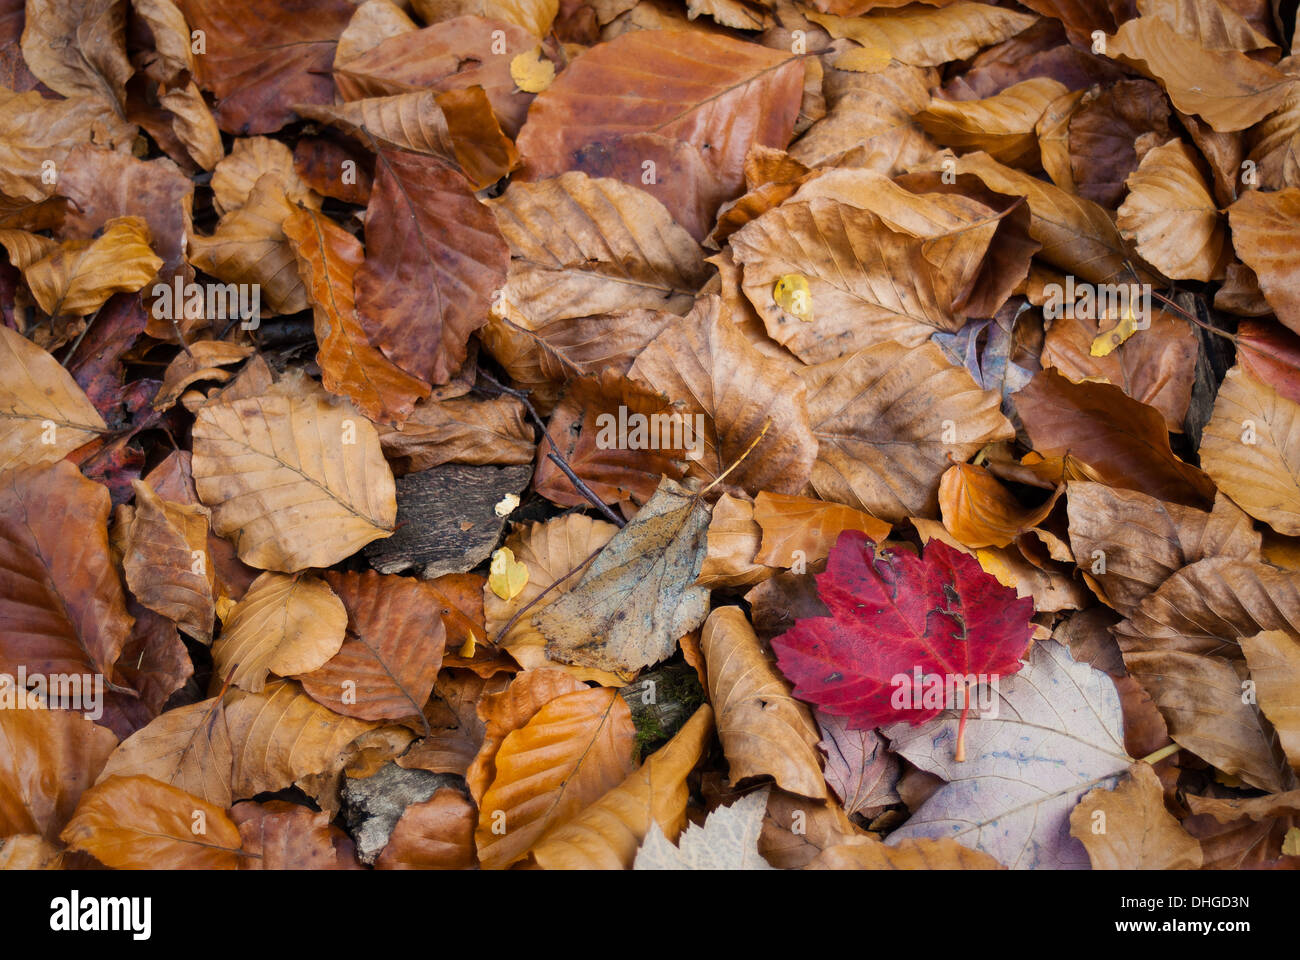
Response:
489,173,708,328
22,216,162,319
915,77,1066,168
800,340,1014,522
752,491,890,567
1069,762,1203,869
535,478,711,675
1039,303,1197,432
0,709,117,840
529,704,714,869
534,370,685,509
1066,482,1260,617
212,572,347,693
939,462,1059,549
334,15,536,136
211,137,318,216
283,205,430,425
295,86,518,191
96,696,235,807
807,836,1004,869
152,341,254,412
475,685,636,868
516,29,803,232
1226,187,1300,334
1137,0,1276,51
1116,140,1224,283
698,493,770,589
295,570,448,724
21,0,131,107
378,395,533,474
1199,365,1300,534
1015,368,1216,508
122,479,215,642
413,0,558,38
701,606,826,799
1061,79,1172,209
1240,630,1300,770
465,667,587,803
192,385,396,572
375,786,477,869
953,151,1142,284
231,799,361,869
1115,558,1300,792
188,174,308,317
62,774,243,868
807,4,1037,67
0,324,106,470
223,680,378,798
628,296,817,497
1106,15,1295,133
0,835,63,869
0,460,133,681
177,0,355,134
354,148,508,386
0,88,135,204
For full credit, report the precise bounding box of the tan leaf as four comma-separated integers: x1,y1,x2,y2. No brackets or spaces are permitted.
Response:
1069,763,1203,869
411,0,558,38
1106,15,1295,132
377,395,533,474
801,341,1014,522
489,173,708,327
0,709,117,840
915,77,1066,167
122,479,216,641
1226,187,1300,333
807,3,1037,67
753,491,890,566
0,89,135,204
0,835,64,869
96,696,235,807
283,205,431,425
698,493,771,589
0,324,106,470
701,606,826,799
1240,630,1300,770
475,686,637,868
529,704,714,869
224,680,378,798
1117,140,1224,282
1199,365,1300,534
192,386,396,572
483,513,622,684
210,137,318,216
807,836,1005,869
152,341,255,412
213,572,347,693
21,0,131,107
628,296,817,497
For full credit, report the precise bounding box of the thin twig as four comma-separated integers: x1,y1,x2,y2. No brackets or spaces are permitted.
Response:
476,369,626,528
59,305,103,368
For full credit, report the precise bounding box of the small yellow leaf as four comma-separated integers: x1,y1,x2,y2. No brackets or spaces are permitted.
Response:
974,548,1017,589
774,273,813,322
489,547,528,600
458,631,477,659
511,48,556,93
1284,827,1300,857
1089,312,1141,357
834,46,892,73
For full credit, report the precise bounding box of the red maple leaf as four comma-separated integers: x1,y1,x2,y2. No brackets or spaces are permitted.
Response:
772,531,1035,760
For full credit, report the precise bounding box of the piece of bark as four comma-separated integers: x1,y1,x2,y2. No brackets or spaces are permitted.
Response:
364,463,532,578
341,761,465,864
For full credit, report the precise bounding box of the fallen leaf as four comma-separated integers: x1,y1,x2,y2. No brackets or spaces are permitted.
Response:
1069,762,1204,869
1239,630,1300,771
0,708,117,840
0,324,106,470
635,786,773,869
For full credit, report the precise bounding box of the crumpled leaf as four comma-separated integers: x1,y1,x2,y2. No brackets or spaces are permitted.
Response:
122,478,216,642
1069,762,1204,870
22,216,162,318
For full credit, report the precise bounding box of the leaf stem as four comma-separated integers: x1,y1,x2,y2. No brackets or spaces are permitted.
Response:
1138,742,1181,765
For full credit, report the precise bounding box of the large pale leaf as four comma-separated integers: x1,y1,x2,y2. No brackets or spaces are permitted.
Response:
635,786,773,870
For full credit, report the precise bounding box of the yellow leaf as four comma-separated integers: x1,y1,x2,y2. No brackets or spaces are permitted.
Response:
1284,827,1300,856
773,273,813,322
489,547,528,600
511,48,555,94
1089,312,1141,357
